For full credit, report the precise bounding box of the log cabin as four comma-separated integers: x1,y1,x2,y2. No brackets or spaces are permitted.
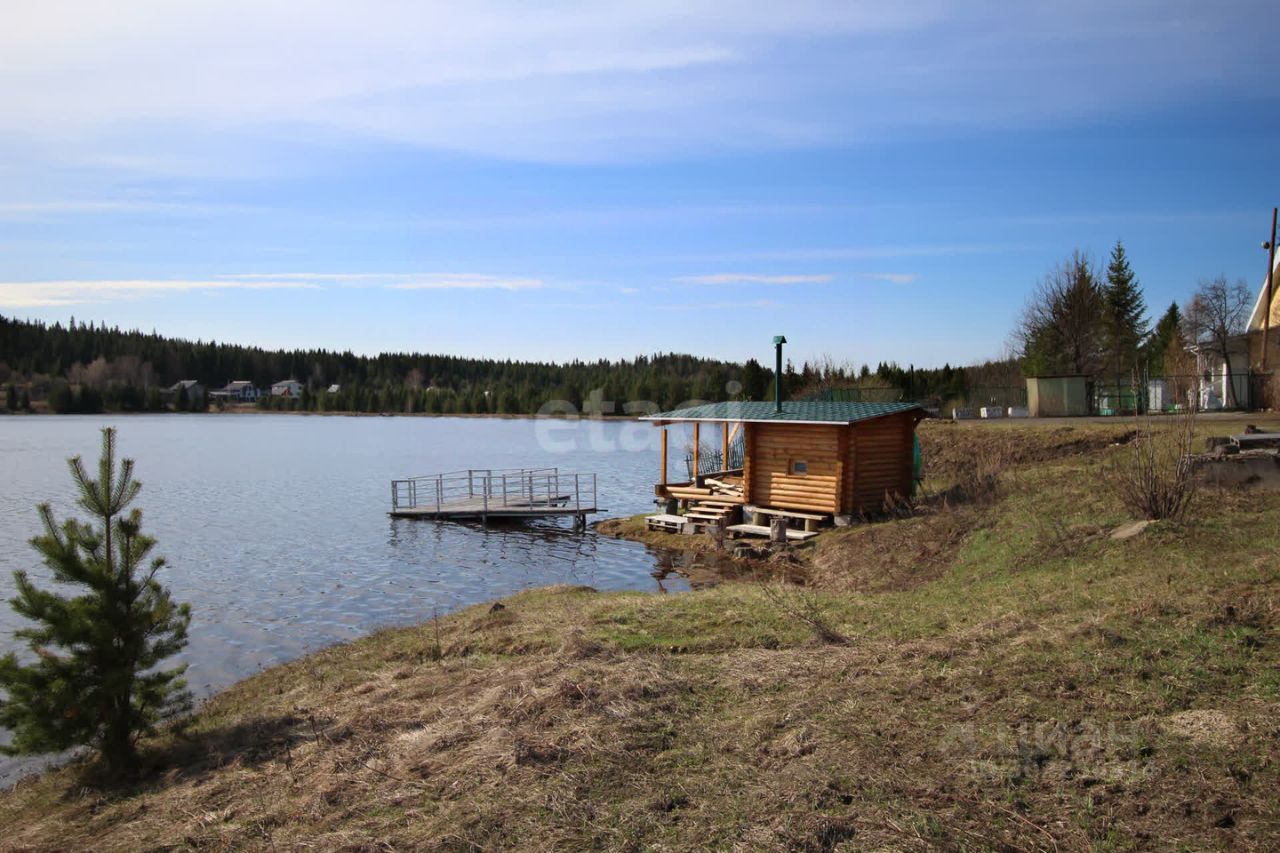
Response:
644,401,925,528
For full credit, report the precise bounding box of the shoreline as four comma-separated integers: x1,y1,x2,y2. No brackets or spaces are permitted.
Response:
1,407,645,420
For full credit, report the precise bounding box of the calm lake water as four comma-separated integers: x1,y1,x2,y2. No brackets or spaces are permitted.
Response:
0,414,701,782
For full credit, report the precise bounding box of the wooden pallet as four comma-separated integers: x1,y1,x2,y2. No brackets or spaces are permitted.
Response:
646,514,692,533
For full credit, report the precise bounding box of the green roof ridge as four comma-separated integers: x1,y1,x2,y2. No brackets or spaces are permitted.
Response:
643,400,921,424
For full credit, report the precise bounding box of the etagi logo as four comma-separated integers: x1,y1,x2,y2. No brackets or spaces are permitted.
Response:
532,382,743,454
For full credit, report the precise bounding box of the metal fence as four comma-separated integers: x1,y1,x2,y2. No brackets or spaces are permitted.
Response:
808,373,1271,417
684,433,746,478
1094,373,1255,415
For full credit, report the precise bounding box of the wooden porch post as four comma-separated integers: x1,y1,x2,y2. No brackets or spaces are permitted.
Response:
692,422,701,481
721,421,730,471
660,427,668,486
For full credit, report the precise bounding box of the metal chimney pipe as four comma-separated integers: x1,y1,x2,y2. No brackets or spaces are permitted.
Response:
772,335,787,412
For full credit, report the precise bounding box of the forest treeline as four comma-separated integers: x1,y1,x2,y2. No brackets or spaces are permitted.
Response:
0,313,1002,415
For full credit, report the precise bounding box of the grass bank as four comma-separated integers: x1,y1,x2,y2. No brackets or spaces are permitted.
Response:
2,418,1278,850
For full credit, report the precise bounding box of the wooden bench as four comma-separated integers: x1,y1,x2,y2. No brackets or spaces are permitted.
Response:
745,506,829,532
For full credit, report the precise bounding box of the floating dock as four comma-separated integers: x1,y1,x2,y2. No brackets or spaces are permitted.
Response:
390,467,598,526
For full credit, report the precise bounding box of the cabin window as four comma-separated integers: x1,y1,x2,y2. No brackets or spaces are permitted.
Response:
790,459,808,475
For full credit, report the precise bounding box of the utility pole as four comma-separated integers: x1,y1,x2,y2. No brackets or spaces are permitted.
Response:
1263,207,1277,372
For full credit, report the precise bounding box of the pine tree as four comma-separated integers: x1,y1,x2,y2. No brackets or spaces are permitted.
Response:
4,383,15,411
0,428,191,776
1103,240,1148,381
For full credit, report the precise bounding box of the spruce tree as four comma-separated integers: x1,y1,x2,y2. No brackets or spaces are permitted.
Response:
0,428,191,776
4,383,15,412
1145,302,1184,375
1103,240,1148,381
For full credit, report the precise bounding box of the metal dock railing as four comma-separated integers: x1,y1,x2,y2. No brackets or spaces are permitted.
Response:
390,467,598,526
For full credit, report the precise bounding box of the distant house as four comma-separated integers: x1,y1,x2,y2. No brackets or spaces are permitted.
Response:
1190,339,1250,410
164,379,204,400
1189,251,1280,410
210,380,261,403
1246,250,1280,377
271,379,304,398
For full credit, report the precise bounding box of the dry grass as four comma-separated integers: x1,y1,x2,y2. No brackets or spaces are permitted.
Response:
3,416,1280,850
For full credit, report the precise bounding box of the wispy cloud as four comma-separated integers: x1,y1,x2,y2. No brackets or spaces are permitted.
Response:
715,243,1036,262
0,272,545,307
660,298,782,312
0,279,317,308
859,272,918,285
227,272,543,290
675,273,834,285
0,3,1267,166
385,274,543,291
0,200,258,220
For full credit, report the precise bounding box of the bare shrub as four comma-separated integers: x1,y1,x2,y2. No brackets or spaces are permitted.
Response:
940,444,1010,506
1110,410,1197,520
759,584,849,645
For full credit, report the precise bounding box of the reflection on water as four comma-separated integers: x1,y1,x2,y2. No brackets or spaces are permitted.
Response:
0,414,716,784
650,547,774,591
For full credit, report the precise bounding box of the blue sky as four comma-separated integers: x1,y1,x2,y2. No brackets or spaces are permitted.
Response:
1,1,1277,367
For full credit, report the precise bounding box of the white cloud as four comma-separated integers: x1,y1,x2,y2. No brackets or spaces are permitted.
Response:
676,273,834,285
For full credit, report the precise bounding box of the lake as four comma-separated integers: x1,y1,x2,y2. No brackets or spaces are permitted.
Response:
0,414,701,782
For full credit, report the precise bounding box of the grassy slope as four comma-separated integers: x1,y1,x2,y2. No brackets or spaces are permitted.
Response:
2,419,1278,850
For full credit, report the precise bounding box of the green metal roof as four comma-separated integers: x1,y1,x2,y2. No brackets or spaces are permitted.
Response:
643,400,922,425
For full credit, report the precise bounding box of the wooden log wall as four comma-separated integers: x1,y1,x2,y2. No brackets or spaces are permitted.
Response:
845,411,915,513
747,423,842,513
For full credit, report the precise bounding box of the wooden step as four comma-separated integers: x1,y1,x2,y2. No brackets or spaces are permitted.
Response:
726,524,819,542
